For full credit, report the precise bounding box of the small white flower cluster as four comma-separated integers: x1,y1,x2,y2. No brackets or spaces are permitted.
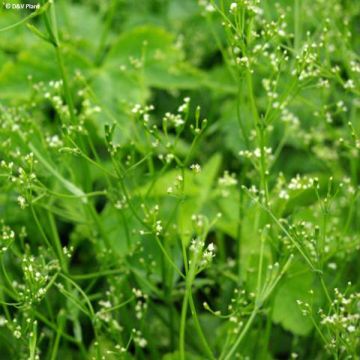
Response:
167,174,184,195
343,79,355,90
189,237,216,268
339,177,356,195
113,344,127,354
141,202,157,219
132,328,147,348
62,246,74,259
0,160,14,176
4,154,38,201
46,134,63,149
131,103,155,115
15,166,37,188
13,325,22,339
0,221,15,253
236,56,250,69
229,2,237,12
3,316,38,345
313,143,339,162
321,288,360,323
0,316,7,327
288,174,317,191
201,242,216,267
336,100,347,113
226,288,254,333
95,287,124,331
234,0,262,15
161,97,190,130
278,189,289,200
96,299,113,323
239,147,273,160
189,237,203,255
287,221,318,261
281,108,300,128
39,80,72,121
318,78,330,89
317,288,360,354
218,171,238,197
191,214,207,234
114,195,128,210
257,13,286,40
293,43,321,81
131,103,155,127
350,60,360,73
262,72,283,103
104,123,121,157
198,0,215,14
48,80,63,90
132,288,148,320
190,163,201,173
4,155,38,209
17,195,27,210
19,253,59,305
78,97,102,123
158,153,175,164
219,171,238,187
154,220,163,236
139,204,164,236
178,97,191,113
163,112,185,128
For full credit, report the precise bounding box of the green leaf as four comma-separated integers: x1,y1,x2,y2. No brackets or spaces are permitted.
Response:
0,42,90,101
272,264,315,336
93,26,207,111
106,25,180,68
57,3,103,52
0,2,50,33
177,153,222,245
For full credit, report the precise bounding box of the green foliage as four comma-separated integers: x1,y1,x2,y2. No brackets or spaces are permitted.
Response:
272,265,314,336
0,0,359,359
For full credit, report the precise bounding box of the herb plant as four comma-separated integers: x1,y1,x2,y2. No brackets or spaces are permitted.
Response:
0,0,359,359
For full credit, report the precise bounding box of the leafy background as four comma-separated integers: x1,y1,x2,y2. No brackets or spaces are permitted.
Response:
0,0,359,359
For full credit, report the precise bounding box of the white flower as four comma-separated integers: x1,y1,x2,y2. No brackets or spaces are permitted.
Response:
205,4,215,12
0,316,7,327
99,300,112,309
47,134,63,148
219,171,238,187
279,190,289,200
347,325,356,333
155,220,163,235
17,196,26,209
344,79,355,89
236,56,250,67
13,329,21,339
230,2,237,12
190,163,201,173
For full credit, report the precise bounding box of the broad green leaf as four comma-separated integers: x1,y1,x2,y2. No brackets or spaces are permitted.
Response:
92,25,209,119
177,153,222,245
135,169,197,198
272,264,315,336
58,3,103,52
0,43,90,101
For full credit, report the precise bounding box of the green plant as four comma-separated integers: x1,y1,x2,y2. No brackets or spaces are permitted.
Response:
0,0,359,359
